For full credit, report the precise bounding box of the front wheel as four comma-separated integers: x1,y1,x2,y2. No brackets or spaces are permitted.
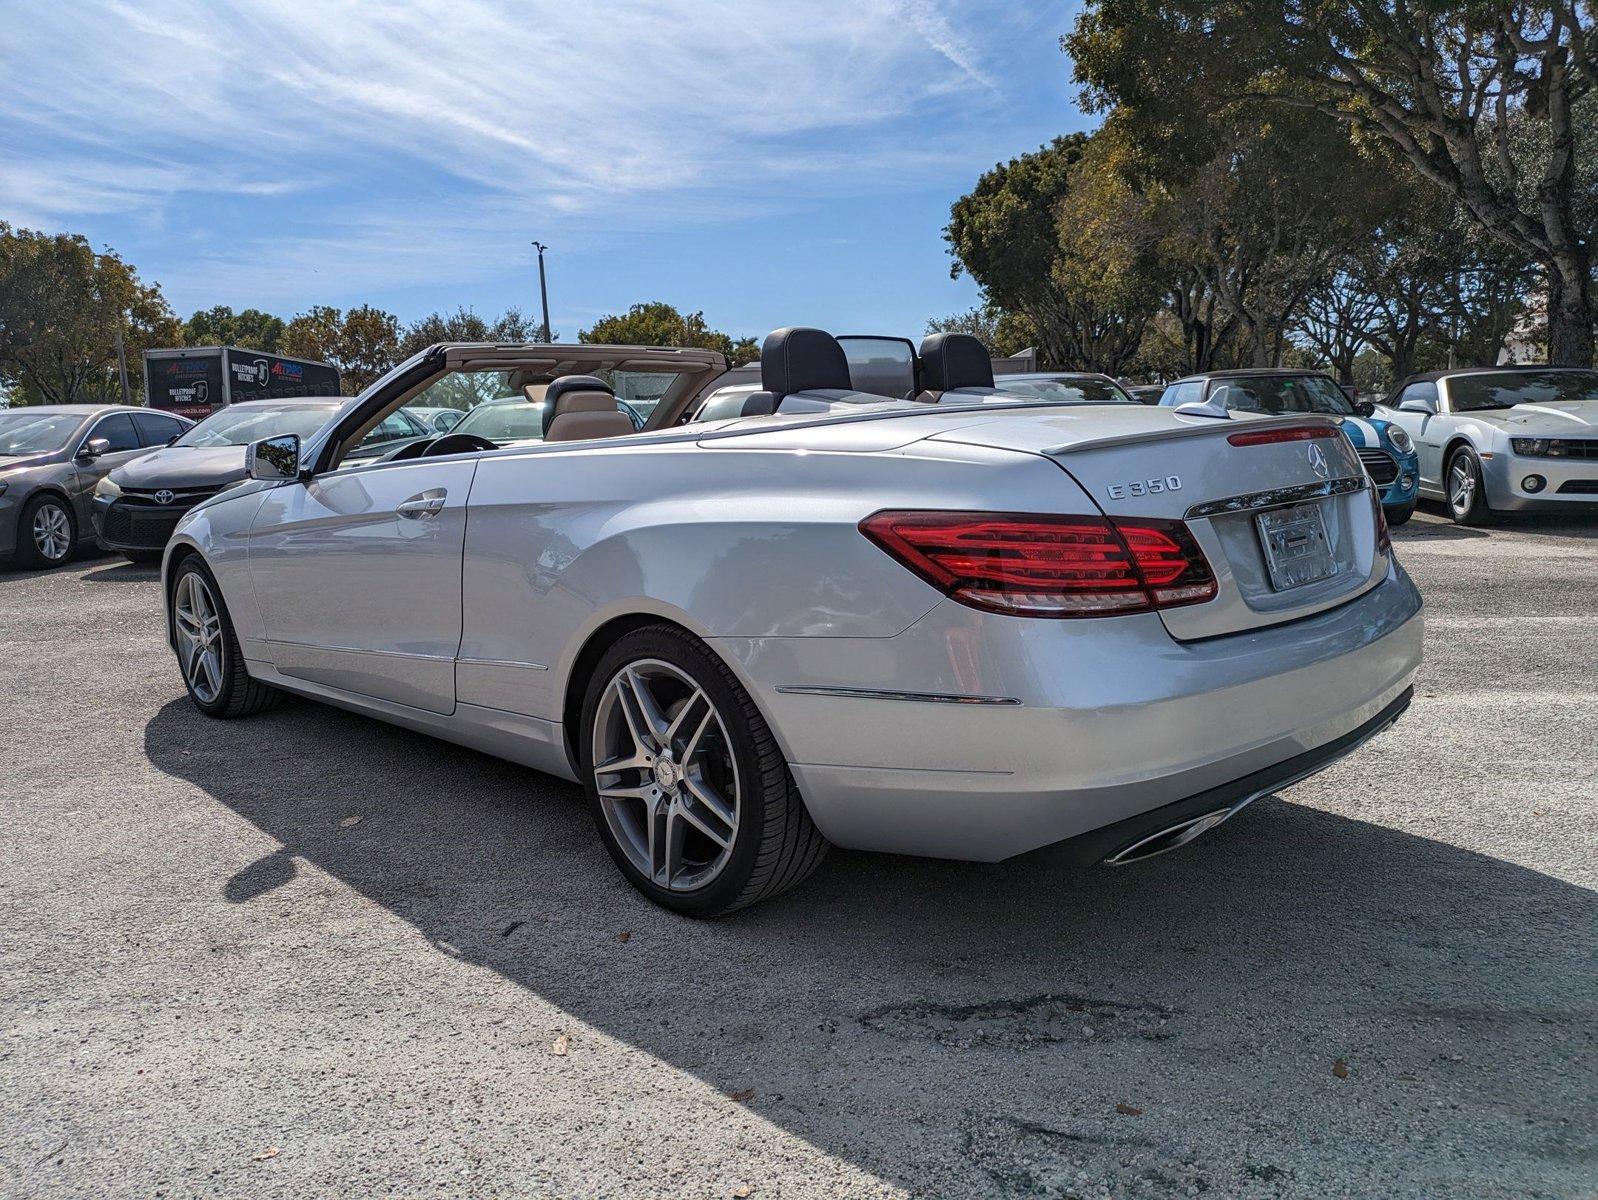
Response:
171,559,281,718
581,625,828,916
1446,447,1492,525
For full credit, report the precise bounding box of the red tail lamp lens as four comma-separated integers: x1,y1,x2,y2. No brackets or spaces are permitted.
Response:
859,511,1216,618
1227,425,1337,447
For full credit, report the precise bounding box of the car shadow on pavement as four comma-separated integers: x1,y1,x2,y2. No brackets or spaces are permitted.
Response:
143,695,1596,1195
78,560,160,583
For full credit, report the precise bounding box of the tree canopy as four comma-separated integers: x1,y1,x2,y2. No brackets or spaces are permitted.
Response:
1067,0,1597,365
580,301,758,365
0,225,178,405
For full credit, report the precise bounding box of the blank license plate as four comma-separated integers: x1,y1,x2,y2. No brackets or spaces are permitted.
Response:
1255,502,1336,590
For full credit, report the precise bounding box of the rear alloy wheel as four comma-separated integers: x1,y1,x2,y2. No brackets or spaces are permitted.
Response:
172,560,281,718
16,495,76,568
1446,447,1492,526
582,625,827,916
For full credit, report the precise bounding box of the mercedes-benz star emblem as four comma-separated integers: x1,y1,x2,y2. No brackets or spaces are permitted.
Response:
154,489,175,505
1306,443,1329,480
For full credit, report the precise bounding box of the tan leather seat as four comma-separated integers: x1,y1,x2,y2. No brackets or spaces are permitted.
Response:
542,374,635,443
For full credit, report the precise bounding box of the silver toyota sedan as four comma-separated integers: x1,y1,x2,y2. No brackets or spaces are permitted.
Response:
162,329,1423,915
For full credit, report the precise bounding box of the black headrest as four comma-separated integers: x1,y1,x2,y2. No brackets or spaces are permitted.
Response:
760,327,851,398
919,333,994,392
542,374,613,436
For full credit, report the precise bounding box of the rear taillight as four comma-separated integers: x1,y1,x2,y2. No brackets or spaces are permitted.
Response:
859,510,1216,618
1227,425,1337,447
1368,486,1391,554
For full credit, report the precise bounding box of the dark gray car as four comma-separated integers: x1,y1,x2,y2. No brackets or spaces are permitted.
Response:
0,405,191,569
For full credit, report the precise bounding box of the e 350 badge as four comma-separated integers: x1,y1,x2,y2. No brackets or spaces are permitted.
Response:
1106,476,1183,500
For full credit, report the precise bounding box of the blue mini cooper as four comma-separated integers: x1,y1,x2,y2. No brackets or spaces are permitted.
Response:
1158,369,1420,524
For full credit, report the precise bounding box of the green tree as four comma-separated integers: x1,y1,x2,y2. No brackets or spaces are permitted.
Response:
397,306,547,359
0,224,179,405
926,305,1037,357
282,304,400,394
579,301,750,363
183,305,286,352
1067,0,1597,365
945,134,1161,373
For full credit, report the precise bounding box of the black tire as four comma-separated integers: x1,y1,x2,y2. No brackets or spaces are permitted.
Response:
1384,501,1416,527
580,624,828,917
124,549,164,565
14,493,77,569
1445,446,1492,526
171,558,281,719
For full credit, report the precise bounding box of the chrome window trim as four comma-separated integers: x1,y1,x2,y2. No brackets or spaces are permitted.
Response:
774,685,1021,706
1184,476,1366,520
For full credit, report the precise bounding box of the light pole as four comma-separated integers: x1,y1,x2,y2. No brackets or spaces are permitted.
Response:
531,241,552,343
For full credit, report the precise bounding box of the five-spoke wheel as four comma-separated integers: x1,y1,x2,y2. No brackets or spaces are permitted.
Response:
170,559,280,718
592,659,741,892
1446,447,1490,525
581,625,828,916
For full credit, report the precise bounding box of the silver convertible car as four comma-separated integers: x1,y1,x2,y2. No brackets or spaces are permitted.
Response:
1379,366,1598,524
162,329,1423,915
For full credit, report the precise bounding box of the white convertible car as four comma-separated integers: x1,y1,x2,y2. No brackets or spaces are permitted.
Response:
163,329,1423,915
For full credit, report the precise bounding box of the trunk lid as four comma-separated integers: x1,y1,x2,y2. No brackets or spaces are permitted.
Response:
927,407,1387,640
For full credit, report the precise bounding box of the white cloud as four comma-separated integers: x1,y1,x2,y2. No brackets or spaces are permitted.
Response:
0,0,1036,311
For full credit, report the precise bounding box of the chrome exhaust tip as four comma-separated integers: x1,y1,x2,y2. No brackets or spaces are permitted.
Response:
1102,807,1234,867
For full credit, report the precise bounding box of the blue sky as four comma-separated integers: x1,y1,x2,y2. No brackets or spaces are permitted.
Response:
1,1,1089,340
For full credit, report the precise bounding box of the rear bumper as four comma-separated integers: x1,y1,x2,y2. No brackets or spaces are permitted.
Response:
719,559,1423,860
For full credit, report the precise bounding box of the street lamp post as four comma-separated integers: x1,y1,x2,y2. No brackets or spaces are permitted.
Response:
531,241,552,343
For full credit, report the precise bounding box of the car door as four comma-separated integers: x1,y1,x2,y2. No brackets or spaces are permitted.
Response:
247,453,479,715
1387,382,1444,488
72,413,147,525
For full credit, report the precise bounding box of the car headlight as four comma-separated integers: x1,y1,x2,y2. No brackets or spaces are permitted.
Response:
1385,425,1413,455
94,475,122,500
1511,438,1553,456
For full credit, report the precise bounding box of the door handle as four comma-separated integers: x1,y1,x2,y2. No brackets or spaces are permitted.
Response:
397,489,447,519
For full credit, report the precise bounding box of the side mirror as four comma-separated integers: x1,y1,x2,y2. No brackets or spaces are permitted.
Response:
78,437,111,460
247,433,301,482
1353,399,1376,417
1398,396,1437,416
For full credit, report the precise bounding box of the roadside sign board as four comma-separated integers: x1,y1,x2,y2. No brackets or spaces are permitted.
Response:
143,347,341,418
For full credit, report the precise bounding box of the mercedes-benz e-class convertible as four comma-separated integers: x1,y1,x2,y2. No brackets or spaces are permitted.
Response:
162,329,1422,915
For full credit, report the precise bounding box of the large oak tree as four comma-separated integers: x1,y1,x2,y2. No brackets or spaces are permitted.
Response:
1067,0,1597,365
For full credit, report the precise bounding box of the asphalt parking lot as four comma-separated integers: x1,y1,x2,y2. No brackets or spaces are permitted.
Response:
2,508,1595,1199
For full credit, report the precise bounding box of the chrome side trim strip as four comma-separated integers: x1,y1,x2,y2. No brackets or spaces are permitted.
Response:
457,656,549,671
1185,475,1366,519
264,638,454,662
774,685,1021,706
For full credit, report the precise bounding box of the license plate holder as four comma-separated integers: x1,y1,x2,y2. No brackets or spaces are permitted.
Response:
1255,502,1336,591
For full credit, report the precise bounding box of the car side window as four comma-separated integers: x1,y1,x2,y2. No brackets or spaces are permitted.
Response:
133,412,186,447
90,413,140,452
1399,381,1439,410
1163,381,1204,406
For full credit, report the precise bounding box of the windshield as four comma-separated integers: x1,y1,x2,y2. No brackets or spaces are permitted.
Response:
0,412,84,455
175,404,337,448
1212,375,1352,416
1448,370,1598,412
452,398,644,442
993,377,1135,405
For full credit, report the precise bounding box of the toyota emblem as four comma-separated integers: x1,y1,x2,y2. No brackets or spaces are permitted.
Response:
1306,443,1329,480
154,489,175,505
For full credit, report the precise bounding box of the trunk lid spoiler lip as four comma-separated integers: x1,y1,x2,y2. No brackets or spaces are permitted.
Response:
1035,414,1344,457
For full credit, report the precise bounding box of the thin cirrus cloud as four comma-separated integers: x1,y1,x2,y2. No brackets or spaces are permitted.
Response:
0,0,1057,315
